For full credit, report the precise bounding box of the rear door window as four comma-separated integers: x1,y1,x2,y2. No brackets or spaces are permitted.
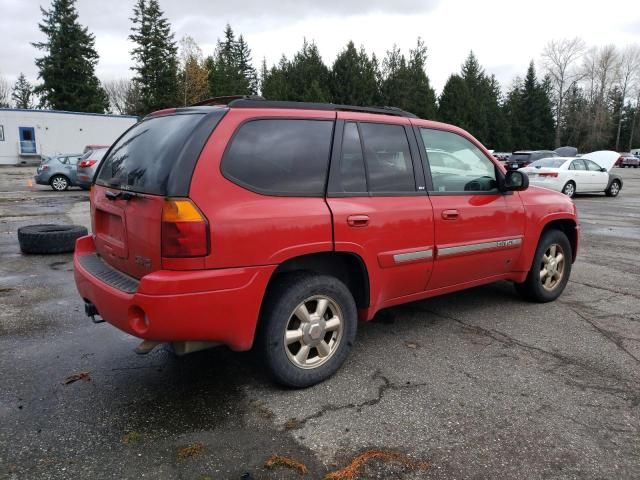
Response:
96,113,208,195
222,119,334,196
359,123,416,193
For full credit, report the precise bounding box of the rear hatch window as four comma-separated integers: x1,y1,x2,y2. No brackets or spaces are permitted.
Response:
508,153,531,163
96,113,208,196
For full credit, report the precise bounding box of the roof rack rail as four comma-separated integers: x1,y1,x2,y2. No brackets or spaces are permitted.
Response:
225,98,418,118
191,95,265,107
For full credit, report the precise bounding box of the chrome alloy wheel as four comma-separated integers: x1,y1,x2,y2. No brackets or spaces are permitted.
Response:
51,176,68,191
609,181,620,196
284,295,343,369
540,244,565,291
563,182,575,197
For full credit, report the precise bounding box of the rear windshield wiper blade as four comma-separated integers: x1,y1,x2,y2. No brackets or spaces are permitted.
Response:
105,190,138,201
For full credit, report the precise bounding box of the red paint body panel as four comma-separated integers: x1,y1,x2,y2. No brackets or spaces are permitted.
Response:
74,235,273,351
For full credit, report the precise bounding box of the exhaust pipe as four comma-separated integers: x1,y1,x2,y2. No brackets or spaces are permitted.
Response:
84,301,104,324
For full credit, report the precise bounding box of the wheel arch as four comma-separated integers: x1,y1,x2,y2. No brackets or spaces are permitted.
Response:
266,251,370,309
540,218,578,264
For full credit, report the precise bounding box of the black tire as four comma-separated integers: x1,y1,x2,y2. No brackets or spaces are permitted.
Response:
514,229,572,303
257,272,357,388
605,180,621,197
18,224,88,254
561,181,576,198
50,175,69,191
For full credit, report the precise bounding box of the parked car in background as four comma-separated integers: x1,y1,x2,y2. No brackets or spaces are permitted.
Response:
506,150,558,169
76,147,109,189
34,153,83,191
492,152,511,163
519,151,622,198
74,98,579,388
617,153,639,168
82,144,110,154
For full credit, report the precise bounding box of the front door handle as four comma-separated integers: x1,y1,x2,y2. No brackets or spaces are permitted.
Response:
442,209,459,220
347,215,370,227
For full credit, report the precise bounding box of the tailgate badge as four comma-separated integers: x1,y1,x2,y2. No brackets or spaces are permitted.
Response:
135,255,152,269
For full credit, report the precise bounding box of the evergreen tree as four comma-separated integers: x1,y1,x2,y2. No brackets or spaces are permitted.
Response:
261,55,290,100
380,39,436,118
504,62,555,150
286,40,332,102
208,25,257,97
32,0,108,112
12,73,34,109
129,0,178,115
437,52,508,148
331,41,380,106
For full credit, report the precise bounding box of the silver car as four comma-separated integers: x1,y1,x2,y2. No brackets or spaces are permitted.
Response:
76,147,109,189
34,153,84,191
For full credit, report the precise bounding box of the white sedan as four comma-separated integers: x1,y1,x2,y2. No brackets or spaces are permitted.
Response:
519,151,623,198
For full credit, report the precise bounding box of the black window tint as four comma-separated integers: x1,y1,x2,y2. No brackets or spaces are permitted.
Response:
96,113,206,195
359,123,415,192
339,123,367,193
222,119,333,196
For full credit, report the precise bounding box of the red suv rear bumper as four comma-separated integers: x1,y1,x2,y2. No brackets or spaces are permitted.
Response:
73,236,274,351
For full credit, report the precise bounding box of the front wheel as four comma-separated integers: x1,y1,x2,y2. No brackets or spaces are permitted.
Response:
515,229,572,303
561,181,576,198
605,180,621,197
257,273,357,388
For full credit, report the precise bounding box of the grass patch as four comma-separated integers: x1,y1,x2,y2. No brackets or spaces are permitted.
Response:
122,431,142,444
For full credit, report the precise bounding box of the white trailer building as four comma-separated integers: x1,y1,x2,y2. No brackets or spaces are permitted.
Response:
0,108,138,165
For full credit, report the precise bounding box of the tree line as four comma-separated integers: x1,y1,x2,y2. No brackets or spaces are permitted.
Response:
1,0,639,152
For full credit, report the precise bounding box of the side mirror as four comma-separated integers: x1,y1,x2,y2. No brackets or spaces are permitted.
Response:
503,170,529,192
600,167,607,172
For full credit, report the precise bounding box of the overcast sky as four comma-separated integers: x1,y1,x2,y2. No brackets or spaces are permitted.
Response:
1,0,639,93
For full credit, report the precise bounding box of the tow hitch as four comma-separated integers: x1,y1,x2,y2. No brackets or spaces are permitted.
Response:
84,301,104,324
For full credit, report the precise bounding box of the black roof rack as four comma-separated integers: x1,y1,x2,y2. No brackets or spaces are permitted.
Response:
229,98,417,118
191,96,417,118
191,95,265,106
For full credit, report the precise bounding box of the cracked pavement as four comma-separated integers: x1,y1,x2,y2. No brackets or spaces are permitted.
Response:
1,166,639,479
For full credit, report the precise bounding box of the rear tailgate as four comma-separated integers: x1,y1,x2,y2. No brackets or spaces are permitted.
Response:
92,108,227,279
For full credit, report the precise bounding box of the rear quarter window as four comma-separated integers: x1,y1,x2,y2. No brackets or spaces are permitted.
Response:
221,119,334,196
96,113,208,195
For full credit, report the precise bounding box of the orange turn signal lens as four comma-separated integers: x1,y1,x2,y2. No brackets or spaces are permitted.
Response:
162,199,205,223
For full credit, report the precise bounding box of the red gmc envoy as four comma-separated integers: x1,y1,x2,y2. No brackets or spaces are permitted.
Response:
74,97,579,387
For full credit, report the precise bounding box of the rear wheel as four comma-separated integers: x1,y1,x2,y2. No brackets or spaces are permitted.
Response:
561,181,576,198
515,229,572,303
605,180,621,197
257,272,357,388
50,175,69,191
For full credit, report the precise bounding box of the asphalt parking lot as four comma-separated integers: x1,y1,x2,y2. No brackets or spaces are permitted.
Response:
0,166,639,479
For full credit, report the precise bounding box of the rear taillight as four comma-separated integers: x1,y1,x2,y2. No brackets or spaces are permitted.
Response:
79,159,97,168
538,172,559,177
161,198,209,257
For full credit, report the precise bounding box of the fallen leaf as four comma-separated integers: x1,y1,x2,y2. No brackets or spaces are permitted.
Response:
265,454,308,475
405,342,418,349
324,449,430,480
177,442,205,460
63,371,91,385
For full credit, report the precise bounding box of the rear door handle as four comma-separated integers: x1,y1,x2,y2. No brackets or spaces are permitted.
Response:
347,215,370,227
442,209,459,220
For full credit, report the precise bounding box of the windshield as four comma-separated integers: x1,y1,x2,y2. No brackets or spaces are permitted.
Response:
95,113,205,195
529,159,566,168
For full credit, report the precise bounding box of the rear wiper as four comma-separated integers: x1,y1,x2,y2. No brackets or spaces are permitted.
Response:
105,190,138,201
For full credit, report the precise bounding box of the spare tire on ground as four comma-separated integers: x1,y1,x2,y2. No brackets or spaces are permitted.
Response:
18,224,88,254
